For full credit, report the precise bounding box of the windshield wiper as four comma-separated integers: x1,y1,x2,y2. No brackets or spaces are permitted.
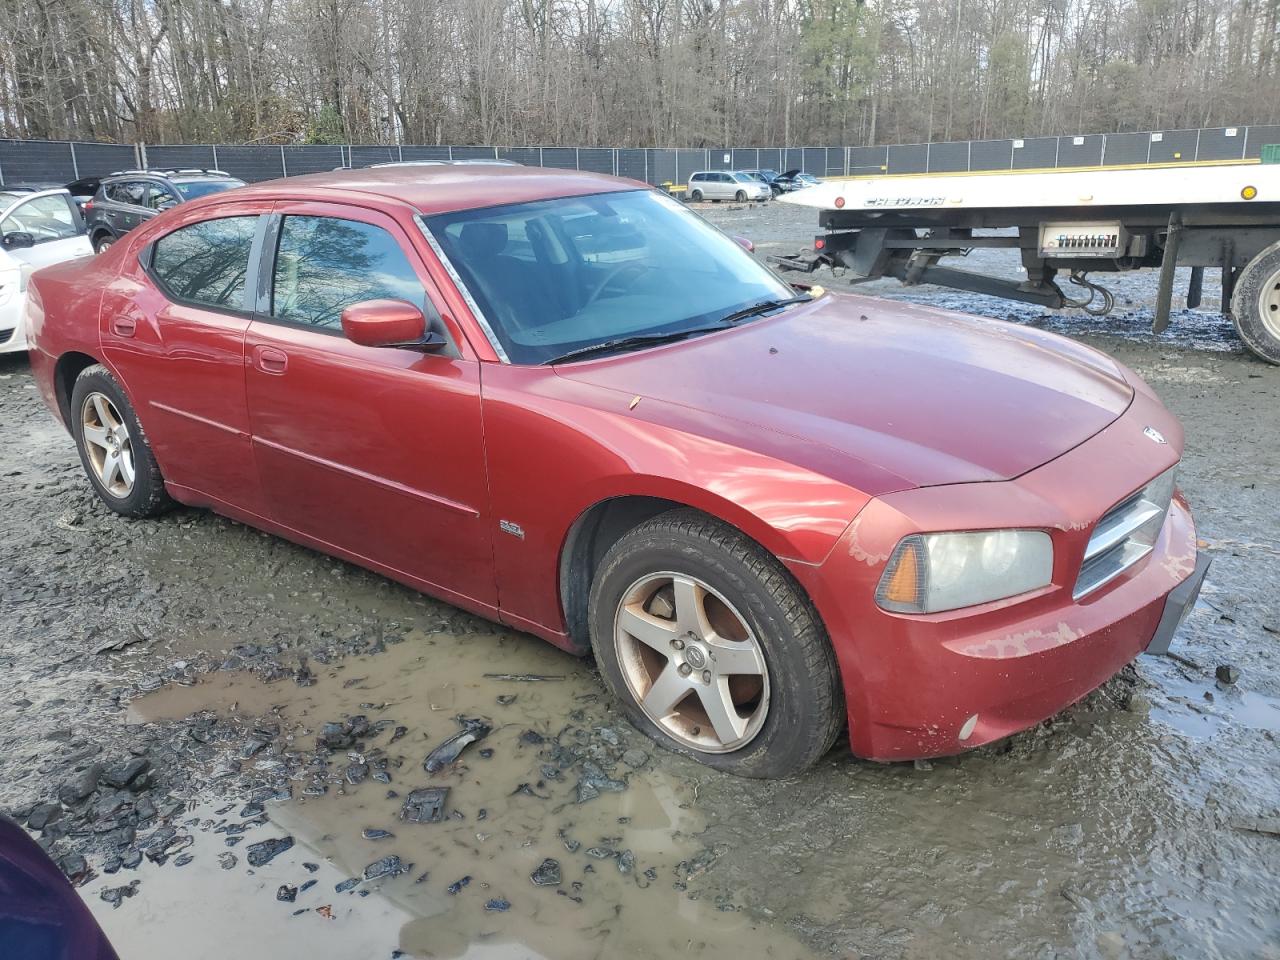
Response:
544,327,728,364
713,295,810,326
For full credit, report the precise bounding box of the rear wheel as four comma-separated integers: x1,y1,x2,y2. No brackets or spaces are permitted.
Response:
1230,240,1280,364
70,364,171,517
588,509,844,778
689,189,703,202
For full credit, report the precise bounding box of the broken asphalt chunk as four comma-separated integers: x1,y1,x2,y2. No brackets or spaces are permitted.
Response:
246,835,294,867
362,828,394,840
446,875,471,895
530,858,561,886
363,855,407,880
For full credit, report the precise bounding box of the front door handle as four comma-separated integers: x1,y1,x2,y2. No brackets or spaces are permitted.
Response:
253,345,288,375
111,316,136,337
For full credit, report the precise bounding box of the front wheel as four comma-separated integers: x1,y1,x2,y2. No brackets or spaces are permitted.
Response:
1231,240,1280,364
734,190,747,202
70,364,172,517
588,509,844,778
93,234,115,254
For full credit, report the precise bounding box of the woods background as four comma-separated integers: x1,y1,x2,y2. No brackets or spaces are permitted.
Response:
2,0,1278,149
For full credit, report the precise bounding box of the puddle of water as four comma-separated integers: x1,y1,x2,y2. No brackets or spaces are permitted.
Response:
1145,659,1280,739
128,632,814,960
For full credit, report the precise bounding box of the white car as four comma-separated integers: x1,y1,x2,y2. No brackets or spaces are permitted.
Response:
686,171,771,202
0,188,93,354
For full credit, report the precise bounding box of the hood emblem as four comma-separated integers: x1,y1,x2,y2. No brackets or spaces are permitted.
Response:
1143,426,1167,445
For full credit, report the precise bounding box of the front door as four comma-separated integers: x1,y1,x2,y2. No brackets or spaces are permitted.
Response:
99,207,266,514
0,191,93,269
244,202,497,611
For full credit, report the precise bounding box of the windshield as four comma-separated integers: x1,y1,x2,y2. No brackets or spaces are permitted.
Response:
425,189,793,364
174,179,245,199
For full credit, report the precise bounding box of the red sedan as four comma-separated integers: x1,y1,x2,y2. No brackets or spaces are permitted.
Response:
25,166,1208,776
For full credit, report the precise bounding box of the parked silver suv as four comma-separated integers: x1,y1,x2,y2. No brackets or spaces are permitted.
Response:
687,171,771,203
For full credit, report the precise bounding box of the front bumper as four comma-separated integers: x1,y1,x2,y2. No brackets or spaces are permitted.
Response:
791,389,1204,760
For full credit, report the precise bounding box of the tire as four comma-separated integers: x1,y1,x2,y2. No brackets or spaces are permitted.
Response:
93,234,115,254
689,189,703,202
70,364,172,517
588,508,844,778
734,190,747,202
1230,240,1280,364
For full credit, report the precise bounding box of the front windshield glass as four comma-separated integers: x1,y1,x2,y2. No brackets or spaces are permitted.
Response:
175,179,245,199
425,189,793,364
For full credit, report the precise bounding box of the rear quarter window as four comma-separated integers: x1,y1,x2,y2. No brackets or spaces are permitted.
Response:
149,216,259,311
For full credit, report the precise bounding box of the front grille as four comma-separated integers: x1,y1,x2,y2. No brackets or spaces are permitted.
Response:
1074,466,1176,600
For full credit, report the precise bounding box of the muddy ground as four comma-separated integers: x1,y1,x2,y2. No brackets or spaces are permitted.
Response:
2,201,1279,960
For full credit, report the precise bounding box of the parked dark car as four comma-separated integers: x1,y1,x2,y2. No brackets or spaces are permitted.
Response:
0,814,120,959
773,169,822,192
84,169,245,252
742,169,785,197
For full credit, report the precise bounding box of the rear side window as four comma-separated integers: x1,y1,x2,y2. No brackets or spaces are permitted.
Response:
150,216,258,310
270,215,424,330
107,181,146,206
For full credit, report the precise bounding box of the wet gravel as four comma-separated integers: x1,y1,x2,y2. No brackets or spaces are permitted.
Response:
2,201,1279,959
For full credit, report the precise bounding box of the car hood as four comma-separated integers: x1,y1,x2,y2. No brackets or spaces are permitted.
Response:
554,293,1133,493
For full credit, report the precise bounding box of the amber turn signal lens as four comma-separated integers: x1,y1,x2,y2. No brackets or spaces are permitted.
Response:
1242,185,1258,200
879,539,923,609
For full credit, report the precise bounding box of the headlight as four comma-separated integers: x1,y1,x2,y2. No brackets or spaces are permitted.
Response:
876,529,1053,614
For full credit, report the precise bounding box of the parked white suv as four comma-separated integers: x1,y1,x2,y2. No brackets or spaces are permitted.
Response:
687,171,771,203
0,188,93,354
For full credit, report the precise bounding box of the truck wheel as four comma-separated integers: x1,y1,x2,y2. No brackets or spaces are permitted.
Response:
588,509,845,778
70,364,172,517
1230,240,1280,364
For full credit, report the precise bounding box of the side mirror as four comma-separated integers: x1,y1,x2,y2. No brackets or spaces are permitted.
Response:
732,235,754,253
341,299,446,350
3,231,35,250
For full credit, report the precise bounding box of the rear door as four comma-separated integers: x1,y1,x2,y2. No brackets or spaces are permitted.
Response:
106,180,149,235
100,205,268,514
243,202,497,610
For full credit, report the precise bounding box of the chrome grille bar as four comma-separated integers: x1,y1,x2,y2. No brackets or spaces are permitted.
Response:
1074,466,1176,600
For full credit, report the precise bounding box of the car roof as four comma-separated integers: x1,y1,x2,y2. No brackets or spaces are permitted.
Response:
222,165,645,217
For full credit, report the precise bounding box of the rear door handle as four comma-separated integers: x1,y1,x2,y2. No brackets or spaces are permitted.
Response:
111,316,136,337
252,345,288,375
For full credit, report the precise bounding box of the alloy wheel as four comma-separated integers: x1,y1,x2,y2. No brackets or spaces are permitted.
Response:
613,571,769,753
81,392,135,498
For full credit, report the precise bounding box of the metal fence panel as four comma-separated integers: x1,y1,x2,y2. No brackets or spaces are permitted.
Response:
1149,129,1198,163
1245,125,1280,157
887,144,928,174
782,148,804,172
450,146,498,161
282,145,343,175
1011,137,1056,169
539,147,575,170
676,149,704,183
731,148,757,170
498,147,540,166
801,147,825,175
348,144,398,167
577,148,614,174
707,149,731,170
1197,127,1246,161
651,149,678,185
927,141,969,173
969,139,1012,171
1057,134,1104,167
757,148,782,172
616,148,648,182
146,144,217,171
822,147,844,176
401,145,451,162
214,145,285,182
1101,132,1150,165
848,145,887,175
68,142,136,178
0,140,76,184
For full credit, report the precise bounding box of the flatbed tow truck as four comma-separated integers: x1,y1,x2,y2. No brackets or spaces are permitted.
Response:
770,159,1280,363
